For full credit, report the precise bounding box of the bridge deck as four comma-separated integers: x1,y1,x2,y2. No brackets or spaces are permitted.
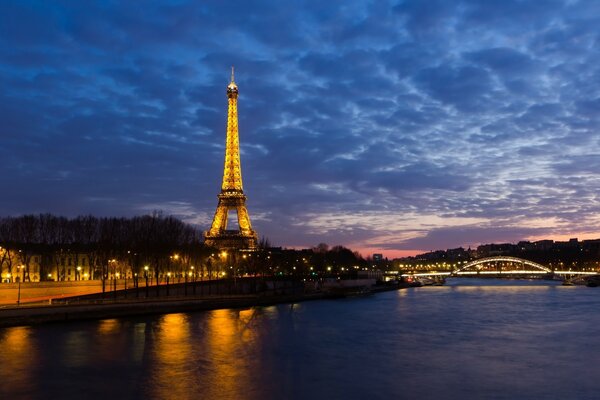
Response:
402,270,597,277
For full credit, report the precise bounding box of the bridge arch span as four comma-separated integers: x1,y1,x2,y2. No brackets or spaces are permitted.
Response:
452,256,551,275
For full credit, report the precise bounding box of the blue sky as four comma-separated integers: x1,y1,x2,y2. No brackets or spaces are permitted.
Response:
1,0,600,257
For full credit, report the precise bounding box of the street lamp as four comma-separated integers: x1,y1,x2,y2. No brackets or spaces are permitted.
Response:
166,272,171,296
76,266,81,281
114,271,120,297
220,252,228,282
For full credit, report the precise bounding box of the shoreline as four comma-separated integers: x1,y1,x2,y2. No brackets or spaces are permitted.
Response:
0,285,405,328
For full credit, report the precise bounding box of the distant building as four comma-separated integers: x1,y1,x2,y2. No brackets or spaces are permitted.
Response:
0,249,42,282
1,248,96,282
533,240,554,251
555,238,579,249
517,241,534,251
477,243,516,257
446,247,469,259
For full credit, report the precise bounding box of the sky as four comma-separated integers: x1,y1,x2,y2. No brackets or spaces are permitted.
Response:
1,0,600,258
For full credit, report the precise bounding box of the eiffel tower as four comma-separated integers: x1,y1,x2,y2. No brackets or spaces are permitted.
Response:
204,68,258,250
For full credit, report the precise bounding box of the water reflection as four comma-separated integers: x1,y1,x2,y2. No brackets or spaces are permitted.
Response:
2,283,599,400
142,309,265,399
93,318,132,365
147,313,193,400
97,318,121,334
0,326,37,398
201,309,258,399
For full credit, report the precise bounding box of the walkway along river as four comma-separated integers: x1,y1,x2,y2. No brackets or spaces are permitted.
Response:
1,278,599,400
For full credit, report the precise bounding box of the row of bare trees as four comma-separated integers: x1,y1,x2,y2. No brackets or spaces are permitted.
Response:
0,213,374,285
0,212,214,282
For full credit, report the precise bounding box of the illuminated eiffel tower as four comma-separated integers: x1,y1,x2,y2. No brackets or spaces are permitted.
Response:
204,68,258,250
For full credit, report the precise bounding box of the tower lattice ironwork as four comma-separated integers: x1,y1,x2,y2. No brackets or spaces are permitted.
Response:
204,68,258,250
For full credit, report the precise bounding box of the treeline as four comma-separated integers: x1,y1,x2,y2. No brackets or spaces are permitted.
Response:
263,243,369,277
0,213,372,283
0,213,211,282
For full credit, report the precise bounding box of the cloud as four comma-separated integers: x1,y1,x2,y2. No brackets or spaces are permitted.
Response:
1,0,600,257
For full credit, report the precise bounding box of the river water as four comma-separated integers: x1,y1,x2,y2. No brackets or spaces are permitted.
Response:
1,279,599,400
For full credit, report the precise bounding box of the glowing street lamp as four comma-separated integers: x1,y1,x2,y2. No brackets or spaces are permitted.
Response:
143,265,150,295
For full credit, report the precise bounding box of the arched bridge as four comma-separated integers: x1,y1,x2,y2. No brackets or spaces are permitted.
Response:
401,256,597,280
453,256,551,275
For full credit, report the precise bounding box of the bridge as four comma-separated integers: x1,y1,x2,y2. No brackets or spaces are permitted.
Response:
401,256,598,280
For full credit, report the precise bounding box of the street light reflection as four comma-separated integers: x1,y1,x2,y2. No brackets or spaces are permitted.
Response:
144,309,259,399
149,313,193,400
0,327,37,397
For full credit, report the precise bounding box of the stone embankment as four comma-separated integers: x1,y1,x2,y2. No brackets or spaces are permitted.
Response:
0,279,408,328
0,293,326,328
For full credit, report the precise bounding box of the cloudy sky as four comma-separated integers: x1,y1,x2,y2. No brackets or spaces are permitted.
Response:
1,1,600,257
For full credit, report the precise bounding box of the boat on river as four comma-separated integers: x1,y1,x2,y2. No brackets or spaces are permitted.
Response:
418,277,446,286
563,275,600,287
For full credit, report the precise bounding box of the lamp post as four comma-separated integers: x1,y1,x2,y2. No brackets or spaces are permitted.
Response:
171,253,180,283
114,272,120,299
166,272,171,296
16,268,22,305
144,265,149,297
220,251,228,295
76,266,81,281
190,266,196,295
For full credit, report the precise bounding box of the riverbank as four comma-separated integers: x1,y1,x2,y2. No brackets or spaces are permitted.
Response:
0,283,407,328
0,293,326,327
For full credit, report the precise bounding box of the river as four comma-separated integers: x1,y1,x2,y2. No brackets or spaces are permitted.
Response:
1,279,599,399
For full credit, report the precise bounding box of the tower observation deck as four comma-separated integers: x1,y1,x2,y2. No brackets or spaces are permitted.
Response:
204,68,258,250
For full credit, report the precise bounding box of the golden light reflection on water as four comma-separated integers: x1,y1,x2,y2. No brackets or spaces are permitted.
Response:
94,318,131,364
145,308,266,400
0,327,36,396
202,309,258,399
97,318,121,334
149,313,194,400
